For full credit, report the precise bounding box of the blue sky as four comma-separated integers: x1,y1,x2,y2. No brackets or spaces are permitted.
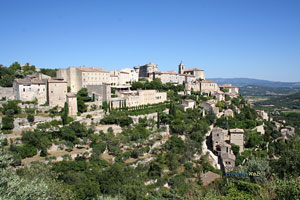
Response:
0,0,299,82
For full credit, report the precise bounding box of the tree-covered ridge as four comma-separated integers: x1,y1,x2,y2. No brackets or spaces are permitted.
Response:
0,62,57,87
255,92,300,110
239,85,300,97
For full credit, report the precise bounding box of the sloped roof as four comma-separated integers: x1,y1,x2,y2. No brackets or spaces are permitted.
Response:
15,78,45,84
200,80,216,83
184,68,204,72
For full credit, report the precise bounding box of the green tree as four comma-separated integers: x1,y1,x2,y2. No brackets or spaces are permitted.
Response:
61,102,69,125
76,88,91,113
1,101,21,115
2,115,14,130
27,114,35,123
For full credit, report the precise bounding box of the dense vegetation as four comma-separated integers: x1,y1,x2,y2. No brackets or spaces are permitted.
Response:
239,85,300,97
255,92,300,110
131,78,184,93
2,88,300,199
0,62,57,87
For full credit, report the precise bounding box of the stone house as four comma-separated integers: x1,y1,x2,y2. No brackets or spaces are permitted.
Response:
46,79,68,107
180,99,195,111
220,84,239,96
13,78,47,105
229,128,244,152
224,109,234,118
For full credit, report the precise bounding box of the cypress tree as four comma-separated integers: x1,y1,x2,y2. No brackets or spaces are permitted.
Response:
62,102,69,125
157,111,160,129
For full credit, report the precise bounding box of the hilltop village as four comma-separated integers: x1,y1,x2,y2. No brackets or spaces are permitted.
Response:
0,62,297,199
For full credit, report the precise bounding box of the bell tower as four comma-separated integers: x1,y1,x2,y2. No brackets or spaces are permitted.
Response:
178,61,185,74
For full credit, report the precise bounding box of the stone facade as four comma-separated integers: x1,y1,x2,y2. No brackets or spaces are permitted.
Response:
220,84,239,96
224,109,234,118
150,71,195,85
66,93,78,116
216,92,226,101
113,89,167,108
109,68,138,86
86,84,111,105
120,68,139,83
196,80,220,94
178,61,205,80
13,78,47,104
256,110,269,121
229,128,244,152
138,62,158,78
181,99,195,111
212,128,229,151
56,67,110,92
211,127,236,172
47,79,68,107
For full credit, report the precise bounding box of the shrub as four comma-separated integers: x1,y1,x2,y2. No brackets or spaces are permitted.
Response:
27,114,35,123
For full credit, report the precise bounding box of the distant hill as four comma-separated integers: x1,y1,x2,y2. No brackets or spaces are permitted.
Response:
255,92,300,110
239,85,300,97
207,78,300,88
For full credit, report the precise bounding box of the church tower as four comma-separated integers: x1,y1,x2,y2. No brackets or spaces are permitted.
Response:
178,61,185,74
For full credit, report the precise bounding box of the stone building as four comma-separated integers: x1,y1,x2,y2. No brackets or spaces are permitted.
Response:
113,89,167,108
216,92,226,102
256,110,269,121
224,109,234,118
137,90,167,105
178,61,205,80
220,84,239,96
199,100,219,116
109,68,138,86
196,80,220,95
86,84,111,105
66,93,78,116
109,74,119,86
120,68,139,83
229,128,244,152
13,78,47,104
211,127,236,171
221,149,236,171
14,76,76,109
47,79,68,107
211,128,229,151
180,99,195,111
56,66,110,92
138,62,158,78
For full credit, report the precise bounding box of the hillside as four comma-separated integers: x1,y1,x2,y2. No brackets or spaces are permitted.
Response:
255,92,300,110
208,78,300,88
239,85,300,97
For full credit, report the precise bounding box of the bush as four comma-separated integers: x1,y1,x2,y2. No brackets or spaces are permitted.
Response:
15,144,38,158
0,100,21,115
27,114,35,123
2,115,14,130
86,114,92,119
40,148,48,157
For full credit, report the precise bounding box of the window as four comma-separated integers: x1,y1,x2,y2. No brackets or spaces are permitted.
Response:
23,88,25,92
